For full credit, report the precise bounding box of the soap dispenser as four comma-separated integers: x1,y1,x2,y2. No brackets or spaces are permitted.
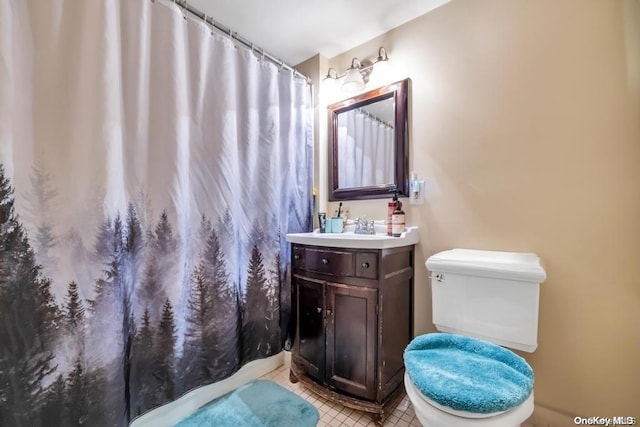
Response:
387,188,399,236
391,199,405,237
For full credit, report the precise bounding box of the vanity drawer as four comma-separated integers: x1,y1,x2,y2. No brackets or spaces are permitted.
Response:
355,252,378,280
305,248,354,276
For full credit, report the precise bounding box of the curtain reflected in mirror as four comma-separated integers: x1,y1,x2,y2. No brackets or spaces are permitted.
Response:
328,79,409,201
337,99,395,188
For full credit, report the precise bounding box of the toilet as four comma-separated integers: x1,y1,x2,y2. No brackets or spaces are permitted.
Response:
404,248,546,427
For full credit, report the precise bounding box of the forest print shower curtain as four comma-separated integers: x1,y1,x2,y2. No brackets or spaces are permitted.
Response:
0,0,313,426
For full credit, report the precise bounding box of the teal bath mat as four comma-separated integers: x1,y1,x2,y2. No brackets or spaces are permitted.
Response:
174,379,319,427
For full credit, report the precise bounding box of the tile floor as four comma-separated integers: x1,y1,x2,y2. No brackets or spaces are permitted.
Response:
260,364,421,427
260,363,537,427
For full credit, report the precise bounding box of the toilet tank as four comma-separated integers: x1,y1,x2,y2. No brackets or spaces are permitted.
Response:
426,249,546,352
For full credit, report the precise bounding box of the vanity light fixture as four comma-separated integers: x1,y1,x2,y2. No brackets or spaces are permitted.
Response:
322,47,389,93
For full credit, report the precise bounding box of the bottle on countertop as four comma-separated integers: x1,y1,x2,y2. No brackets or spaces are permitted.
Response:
387,189,399,236
318,212,327,233
391,199,405,237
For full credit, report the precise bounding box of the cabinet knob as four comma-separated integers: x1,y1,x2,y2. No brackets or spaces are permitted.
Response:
316,307,322,314
294,254,300,260
361,262,370,269
326,309,333,317
322,258,329,265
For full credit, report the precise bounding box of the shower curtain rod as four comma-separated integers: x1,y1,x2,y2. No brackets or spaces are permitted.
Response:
356,108,393,128
169,0,310,83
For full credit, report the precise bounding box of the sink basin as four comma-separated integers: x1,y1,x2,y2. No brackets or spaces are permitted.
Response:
286,225,419,249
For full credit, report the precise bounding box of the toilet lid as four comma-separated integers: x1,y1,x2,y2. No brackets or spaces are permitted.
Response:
404,333,534,414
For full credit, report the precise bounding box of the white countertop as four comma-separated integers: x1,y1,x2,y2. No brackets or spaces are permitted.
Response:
286,226,419,249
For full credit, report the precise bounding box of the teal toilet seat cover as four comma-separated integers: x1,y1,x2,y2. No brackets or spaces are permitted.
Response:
404,333,534,414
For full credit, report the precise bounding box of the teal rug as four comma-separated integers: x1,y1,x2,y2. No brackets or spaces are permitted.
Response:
174,379,319,427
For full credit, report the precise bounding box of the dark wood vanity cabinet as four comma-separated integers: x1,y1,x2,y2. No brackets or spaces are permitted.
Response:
290,243,414,425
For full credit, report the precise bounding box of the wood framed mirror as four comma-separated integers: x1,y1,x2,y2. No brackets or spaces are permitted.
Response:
328,79,409,201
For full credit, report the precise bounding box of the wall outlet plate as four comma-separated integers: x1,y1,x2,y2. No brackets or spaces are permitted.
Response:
333,207,350,219
409,180,425,205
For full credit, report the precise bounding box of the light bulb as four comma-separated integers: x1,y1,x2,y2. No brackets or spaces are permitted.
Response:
370,59,391,85
342,68,365,93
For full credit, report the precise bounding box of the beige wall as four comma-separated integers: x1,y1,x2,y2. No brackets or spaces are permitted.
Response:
295,54,326,227
308,0,640,419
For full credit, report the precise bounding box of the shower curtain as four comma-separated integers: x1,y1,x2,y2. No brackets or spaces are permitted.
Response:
337,109,394,188
0,0,313,426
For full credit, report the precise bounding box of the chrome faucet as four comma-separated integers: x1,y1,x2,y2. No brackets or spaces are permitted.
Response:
354,217,376,235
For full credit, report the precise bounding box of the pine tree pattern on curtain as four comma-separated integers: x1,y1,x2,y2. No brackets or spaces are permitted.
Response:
0,0,313,425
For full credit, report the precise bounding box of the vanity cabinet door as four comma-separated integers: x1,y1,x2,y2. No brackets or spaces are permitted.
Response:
325,282,377,400
295,277,325,381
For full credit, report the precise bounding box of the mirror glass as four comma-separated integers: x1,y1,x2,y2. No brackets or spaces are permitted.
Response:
328,79,409,201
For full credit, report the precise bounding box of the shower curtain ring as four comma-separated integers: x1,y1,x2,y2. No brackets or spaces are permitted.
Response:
178,0,187,19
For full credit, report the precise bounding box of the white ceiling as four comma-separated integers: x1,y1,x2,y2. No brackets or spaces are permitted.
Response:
187,0,451,66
